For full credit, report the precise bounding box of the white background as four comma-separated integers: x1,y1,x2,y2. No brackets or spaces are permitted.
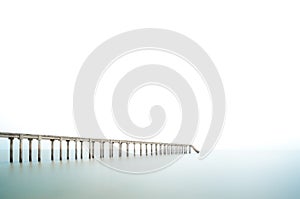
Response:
0,0,299,150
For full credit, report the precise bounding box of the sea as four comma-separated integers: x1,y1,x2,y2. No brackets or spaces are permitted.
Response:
0,140,299,199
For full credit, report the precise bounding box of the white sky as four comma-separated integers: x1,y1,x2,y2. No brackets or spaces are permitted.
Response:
0,0,300,150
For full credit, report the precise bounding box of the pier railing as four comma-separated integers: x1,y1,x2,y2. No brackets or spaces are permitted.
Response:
0,132,199,163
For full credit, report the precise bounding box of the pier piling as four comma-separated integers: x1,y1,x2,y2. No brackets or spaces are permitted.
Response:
19,135,23,163
28,138,32,162
50,139,54,161
126,143,129,157
0,132,199,163
66,140,70,160
60,138,62,161
38,136,41,162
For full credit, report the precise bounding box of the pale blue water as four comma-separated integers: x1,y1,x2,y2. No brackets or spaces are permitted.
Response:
0,149,299,199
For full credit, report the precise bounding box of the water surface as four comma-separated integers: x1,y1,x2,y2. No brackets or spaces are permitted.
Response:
0,150,299,199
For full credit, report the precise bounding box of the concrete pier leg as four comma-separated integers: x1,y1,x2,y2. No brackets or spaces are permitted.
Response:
109,142,113,158
167,145,169,155
165,145,168,155
100,142,104,158
19,135,23,163
119,142,122,158
174,145,176,154
145,144,148,156
66,140,70,160
38,136,41,162
164,145,166,155
9,138,13,163
50,139,54,161
155,144,158,155
166,145,168,155
151,144,153,156
189,145,191,154
75,140,78,160
28,139,32,162
111,142,114,158
126,143,129,157
167,145,170,155
179,146,182,154
60,138,63,161
80,141,83,159
92,141,95,159
140,143,142,156
89,139,92,159
133,143,136,156
160,144,162,155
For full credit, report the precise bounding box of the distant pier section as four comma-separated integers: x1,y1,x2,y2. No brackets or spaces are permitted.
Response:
0,132,199,163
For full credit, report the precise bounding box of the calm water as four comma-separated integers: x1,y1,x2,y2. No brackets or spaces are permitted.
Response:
0,150,299,199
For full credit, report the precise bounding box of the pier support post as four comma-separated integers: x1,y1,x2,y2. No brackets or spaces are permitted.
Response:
28,138,33,162
75,139,78,160
151,144,153,156
174,145,176,154
133,143,136,156
159,144,162,155
92,141,95,159
89,139,92,159
119,142,122,158
166,144,168,155
38,136,41,162
100,142,104,158
126,143,129,157
80,141,83,159
145,144,148,156
140,143,142,156
50,139,54,161
189,145,191,154
60,138,63,161
9,137,14,163
66,140,70,160
19,135,23,163
179,146,181,154
155,144,158,155
109,142,113,158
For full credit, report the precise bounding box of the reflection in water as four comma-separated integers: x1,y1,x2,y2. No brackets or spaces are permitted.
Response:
0,151,300,199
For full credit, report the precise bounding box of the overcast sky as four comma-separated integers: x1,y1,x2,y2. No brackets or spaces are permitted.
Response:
0,0,300,151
